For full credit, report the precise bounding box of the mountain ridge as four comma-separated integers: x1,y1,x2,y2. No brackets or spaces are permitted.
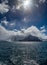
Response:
9,34,42,42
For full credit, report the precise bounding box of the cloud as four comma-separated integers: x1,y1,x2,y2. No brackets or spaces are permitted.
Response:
40,26,46,33
0,25,47,41
24,26,47,40
0,25,17,40
0,25,9,40
34,4,39,8
1,20,9,26
1,18,16,30
3,0,8,4
22,17,31,23
41,29,46,33
22,17,29,23
39,0,46,3
8,22,16,30
9,22,16,26
0,2,9,14
11,5,17,12
40,26,45,30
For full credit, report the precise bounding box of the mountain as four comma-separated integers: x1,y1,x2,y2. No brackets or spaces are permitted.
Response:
9,35,42,41
20,35,42,41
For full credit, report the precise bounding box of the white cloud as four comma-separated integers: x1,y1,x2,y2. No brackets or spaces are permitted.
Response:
0,25,9,40
1,19,16,29
1,20,9,26
34,4,39,8
39,0,46,3
18,26,47,40
22,17,31,23
41,29,46,33
0,2,9,14
40,26,45,29
3,0,8,4
40,26,46,33
11,5,16,12
0,25,17,40
10,22,16,26
16,4,21,10
8,22,16,29
22,17,29,23
0,25,47,41
24,26,47,40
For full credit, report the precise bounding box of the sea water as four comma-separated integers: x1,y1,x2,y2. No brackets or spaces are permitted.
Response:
0,41,47,65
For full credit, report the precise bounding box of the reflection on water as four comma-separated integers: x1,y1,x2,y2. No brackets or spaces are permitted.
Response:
0,41,47,65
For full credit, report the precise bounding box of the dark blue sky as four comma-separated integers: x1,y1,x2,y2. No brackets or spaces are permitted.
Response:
0,0,47,31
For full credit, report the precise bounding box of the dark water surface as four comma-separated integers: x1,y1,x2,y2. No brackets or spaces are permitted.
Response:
0,41,47,65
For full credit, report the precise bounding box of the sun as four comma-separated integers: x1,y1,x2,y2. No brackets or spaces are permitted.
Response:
17,0,33,12
22,0,32,10
23,0,30,8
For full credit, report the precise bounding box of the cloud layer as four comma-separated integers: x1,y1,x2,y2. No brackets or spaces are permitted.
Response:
0,1,9,14
0,25,47,41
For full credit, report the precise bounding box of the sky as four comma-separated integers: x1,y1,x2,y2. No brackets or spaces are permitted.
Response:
0,0,47,40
